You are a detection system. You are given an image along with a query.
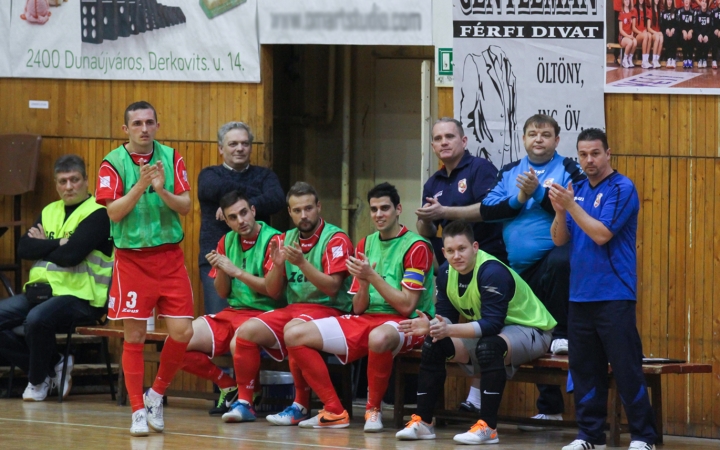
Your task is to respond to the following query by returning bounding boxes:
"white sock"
[466,386,481,408]
[642,54,649,62]
[653,54,659,62]
[293,402,308,414]
[146,388,163,400]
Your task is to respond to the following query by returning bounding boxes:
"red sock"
[234,337,260,403]
[181,351,236,389]
[366,350,393,410]
[122,342,145,413]
[288,345,343,414]
[289,353,311,408]
[152,337,189,395]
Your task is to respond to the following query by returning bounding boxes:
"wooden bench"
[393,351,711,446]
[76,325,355,416]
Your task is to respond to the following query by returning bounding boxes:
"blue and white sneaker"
[266,402,310,426]
[222,400,257,423]
[143,389,164,432]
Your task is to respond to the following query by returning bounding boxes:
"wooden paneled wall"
[438,88,720,438]
[0,47,273,395]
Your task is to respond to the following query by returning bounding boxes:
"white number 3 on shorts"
[126,291,138,309]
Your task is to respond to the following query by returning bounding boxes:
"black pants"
[520,244,570,415]
[0,293,104,385]
[681,32,695,60]
[569,301,657,446]
[662,31,678,60]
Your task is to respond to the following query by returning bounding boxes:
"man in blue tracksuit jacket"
[480,114,586,426]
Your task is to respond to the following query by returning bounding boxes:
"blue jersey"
[481,153,585,273]
[423,151,506,264]
[566,172,639,302]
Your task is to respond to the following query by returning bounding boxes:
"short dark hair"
[54,155,87,179]
[442,220,475,244]
[432,117,464,138]
[217,121,254,146]
[124,101,157,125]
[286,181,319,204]
[367,182,400,207]
[523,114,560,136]
[577,128,609,150]
[219,189,252,212]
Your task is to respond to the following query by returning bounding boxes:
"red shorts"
[254,303,343,361]
[200,308,263,357]
[108,245,194,321]
[334,313,425,364]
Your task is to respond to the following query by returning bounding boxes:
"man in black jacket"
[197,122,284,314]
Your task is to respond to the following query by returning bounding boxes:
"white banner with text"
[258,0,432,45]
[8,0,260,82]
[453,0,606,169]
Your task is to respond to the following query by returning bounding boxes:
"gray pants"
[460,325,553,378]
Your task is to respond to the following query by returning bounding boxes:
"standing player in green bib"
[285,182,435,432]
[226,182,355,425]
[177,190,284,419]
[396,220,556,445]
[96,101,194,437]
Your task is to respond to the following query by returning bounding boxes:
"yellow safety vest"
[25,197,114,308]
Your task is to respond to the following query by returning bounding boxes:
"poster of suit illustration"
[453,0,606,168]
[7,0,260,82]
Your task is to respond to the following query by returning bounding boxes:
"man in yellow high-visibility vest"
[0,154,113,402]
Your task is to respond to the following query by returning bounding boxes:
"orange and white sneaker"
[298,409,350,429]
[396,414,436,440]
[453,419,499,445]
[364,407,383,432]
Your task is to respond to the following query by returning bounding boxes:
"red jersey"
[634,6,648,31]
[270,219,354,278]
[619,10,636,36]
[647,6,660,31]
[95,145,190,205]
[208,226,281,278]
[348,226,432,293]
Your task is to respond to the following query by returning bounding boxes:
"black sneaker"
[209,386,238,416]
[459,401,480,413]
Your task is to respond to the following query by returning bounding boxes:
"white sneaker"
[130,409,150,437]
[667,59,674,68]
[453,420,499,445]
[628,441,655,450]
[652,60,661,69]
[143,390,164,432]
[396,415,436,440]
[641,61,652,69]
[551,339,569,355]
[713,61,718,69]
[22,377,52,402]
[518,413,563,431]
[51,354,74,399]
[364,407,383,433]
[562,439,606,450]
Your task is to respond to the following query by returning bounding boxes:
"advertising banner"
[453,0,606,168]
[8,0,260,82]
[258,0,432,46]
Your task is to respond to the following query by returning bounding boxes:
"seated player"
[179,190,283,416]
[284,182,435,432]
[395,220,556,445]
[223,182,355,424]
